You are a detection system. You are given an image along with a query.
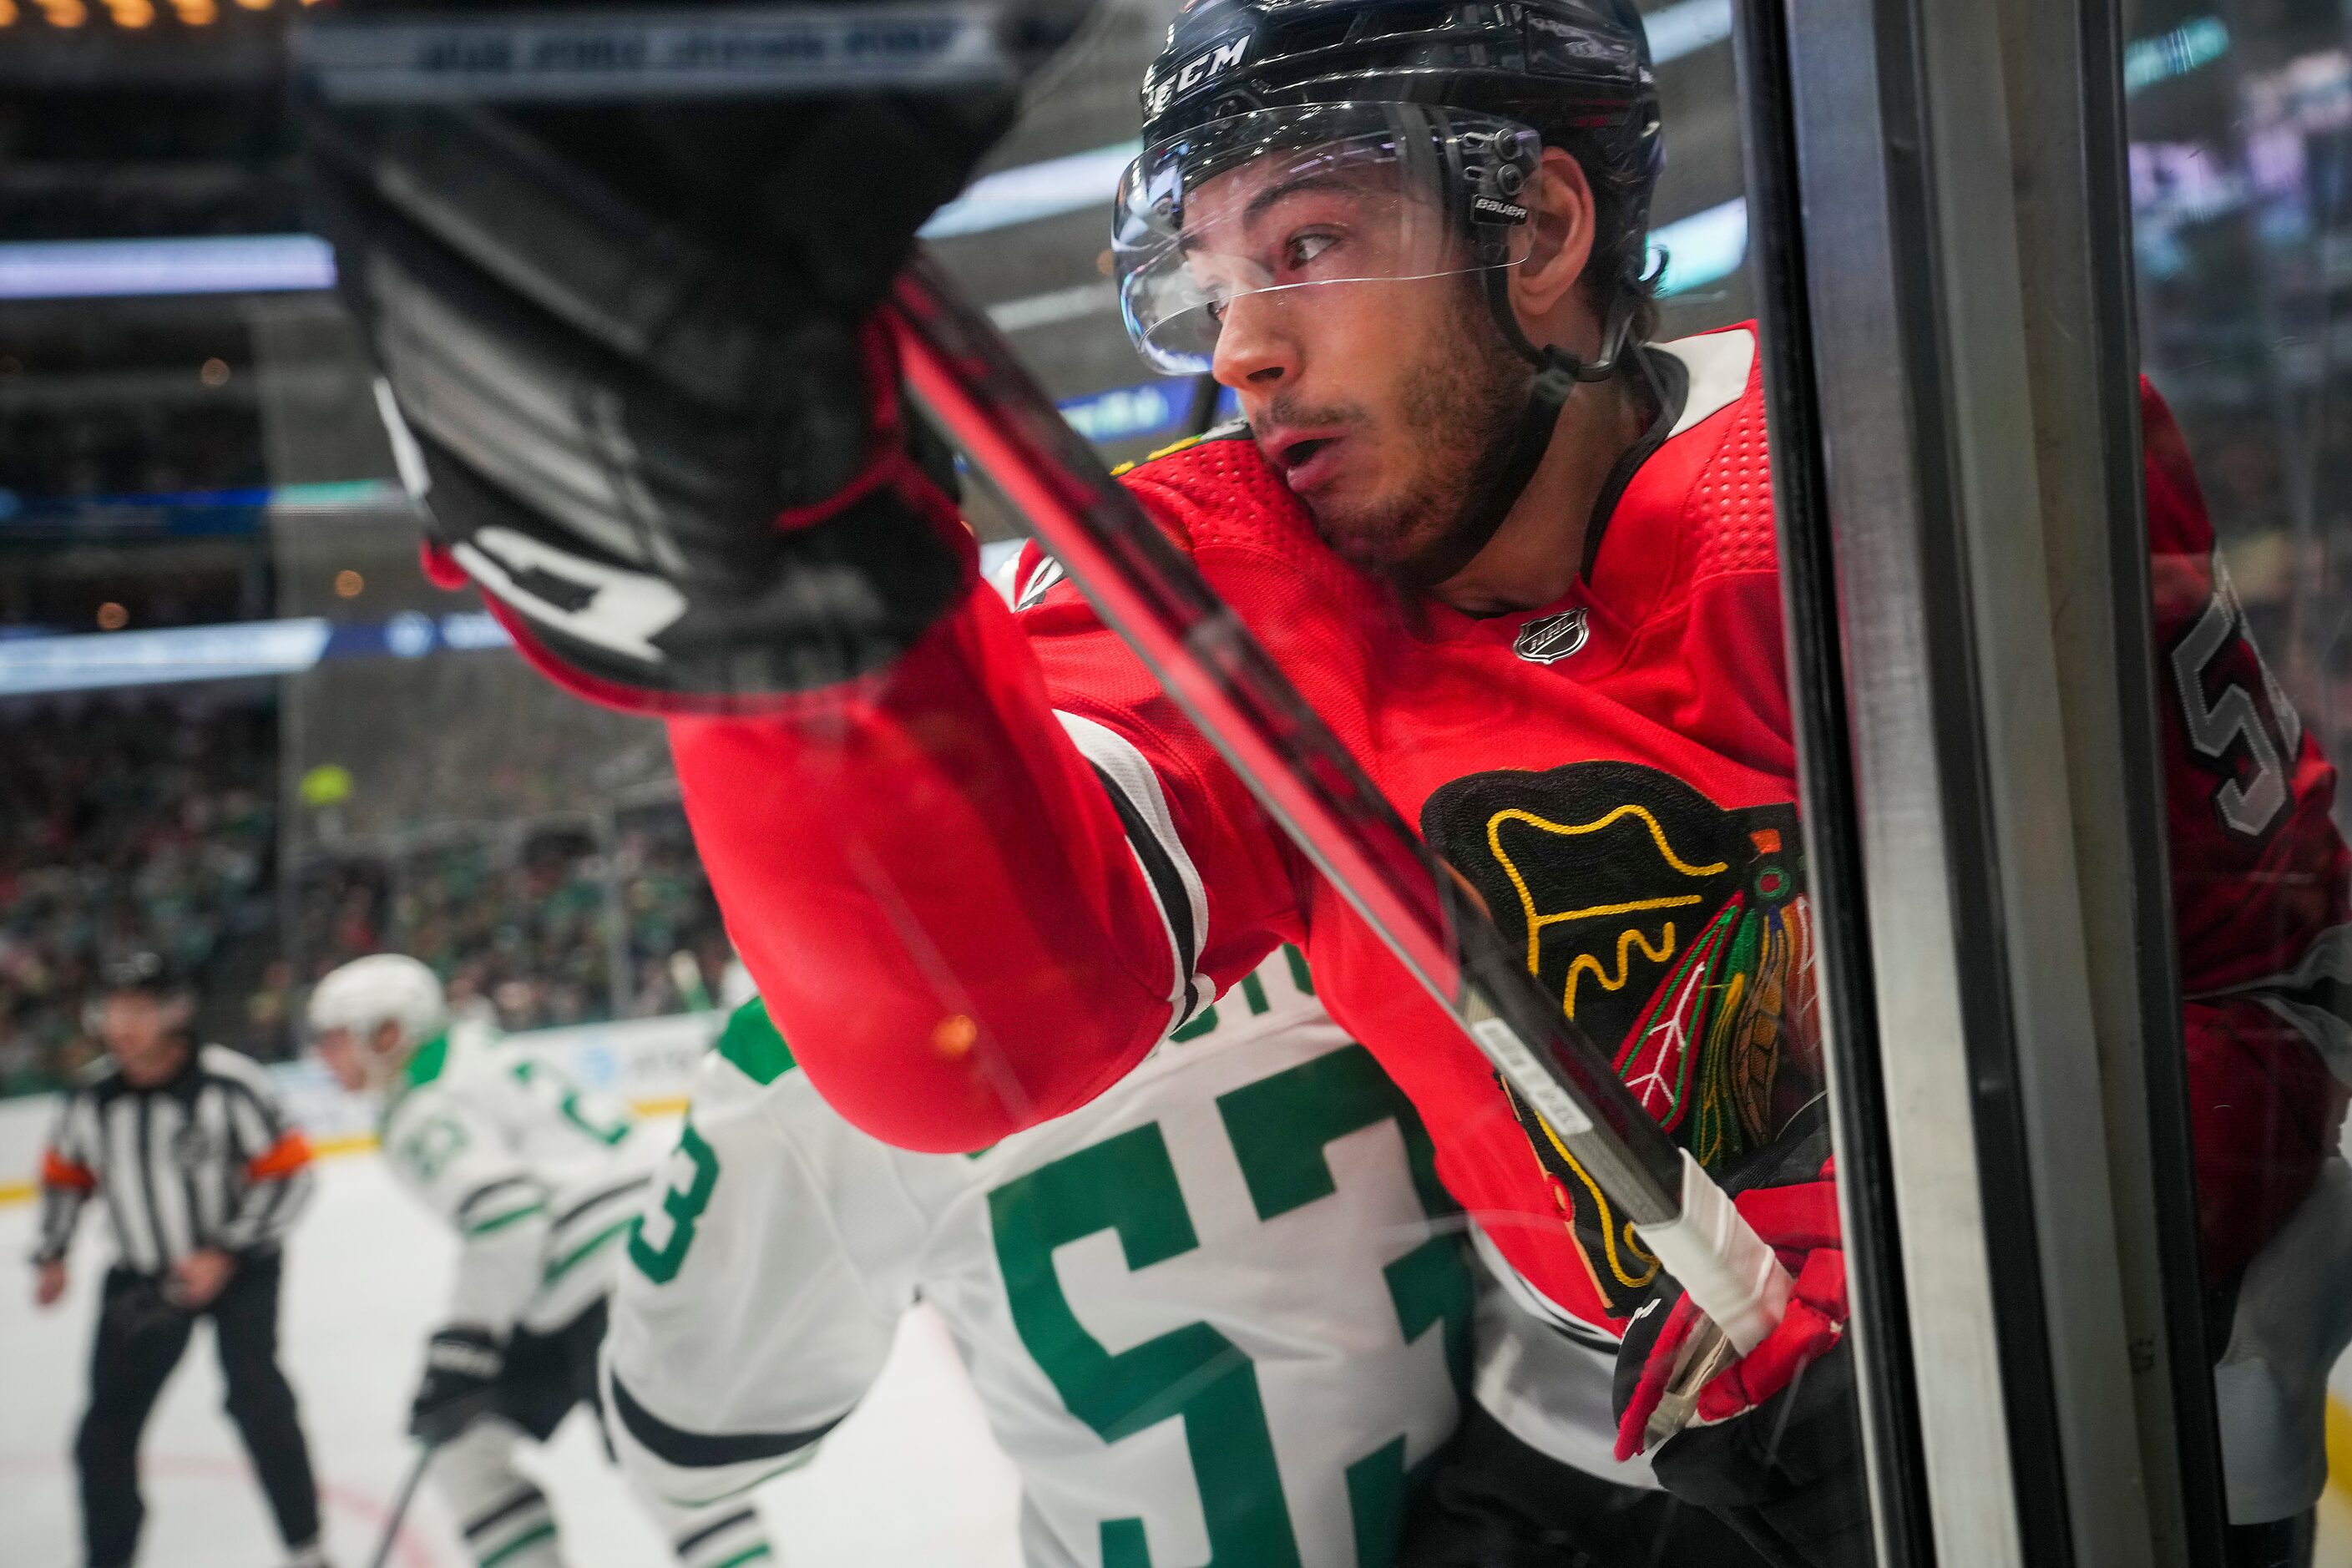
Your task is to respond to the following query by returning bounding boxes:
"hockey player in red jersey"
[302,1,2349,1560]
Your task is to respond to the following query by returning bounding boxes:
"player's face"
[313,1024,367,1093]
[1186,159,1527,573]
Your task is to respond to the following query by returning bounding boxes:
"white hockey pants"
[431,1417,776,1568]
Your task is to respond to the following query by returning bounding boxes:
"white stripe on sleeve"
[1054,710,1212,1027]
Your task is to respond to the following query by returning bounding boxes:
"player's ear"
[372,1019,406,1057]
[1507,147,1598,325]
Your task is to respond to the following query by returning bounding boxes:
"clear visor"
[1115,103,1542,376]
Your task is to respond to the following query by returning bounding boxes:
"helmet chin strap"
[1392,253,1636,592]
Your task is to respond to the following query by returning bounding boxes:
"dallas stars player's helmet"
[1116,0,1660,579]
[306,953,448,1088]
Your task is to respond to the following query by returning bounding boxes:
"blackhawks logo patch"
[1422,760,1815,1315]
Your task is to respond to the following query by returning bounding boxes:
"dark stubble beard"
[1269,282,1530,576]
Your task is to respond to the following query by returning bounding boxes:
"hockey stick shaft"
[367,1444,432,1568]
[888,250,1789,1361]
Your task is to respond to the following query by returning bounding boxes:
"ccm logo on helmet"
[1150,34,1249,114]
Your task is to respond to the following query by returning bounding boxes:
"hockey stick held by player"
[1610,1110,1863,1565]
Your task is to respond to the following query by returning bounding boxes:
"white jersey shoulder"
[1650,325,1756,443]
[382,1025,656,1334]
[196,1043,279,1096]
[605,949,1470,1568]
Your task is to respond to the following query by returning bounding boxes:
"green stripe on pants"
[478,1521,559,1568]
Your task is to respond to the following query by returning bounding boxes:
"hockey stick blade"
[888,250,1791,1374]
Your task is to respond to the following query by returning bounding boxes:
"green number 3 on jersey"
[630,1123,719,1285]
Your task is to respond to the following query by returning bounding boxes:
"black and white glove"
[409,1326,505,1444]
[293,2,1084,710]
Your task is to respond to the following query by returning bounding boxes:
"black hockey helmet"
[84,950,191,1037]
[1118,0,1663,583]
[100,950,171,998]
[1136,0,1661,278]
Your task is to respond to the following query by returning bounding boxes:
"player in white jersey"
[306,955,776,1568]
[603,947,1477,1568]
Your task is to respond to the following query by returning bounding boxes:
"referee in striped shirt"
[32,953,331,1568]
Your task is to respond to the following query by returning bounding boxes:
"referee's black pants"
[77,1254,321,1568]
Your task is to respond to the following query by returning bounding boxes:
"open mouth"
[1280,436,1337,470]
[1272,433,1353,496]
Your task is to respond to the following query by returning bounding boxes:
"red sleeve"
[669,524,1297,1155]
[2143,380,2352,1281]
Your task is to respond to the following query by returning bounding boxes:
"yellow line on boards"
[2329,1393,2352,1498]
[0,1095,694,1207]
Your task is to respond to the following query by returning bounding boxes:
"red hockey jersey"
[669,323,2349,1328]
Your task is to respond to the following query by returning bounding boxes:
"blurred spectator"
[0,693,276,1095]
[0,688,733,1097]
[386,825,617,1033]
[615,807,729,1019]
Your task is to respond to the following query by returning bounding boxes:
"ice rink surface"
[0,1147,1025,1568]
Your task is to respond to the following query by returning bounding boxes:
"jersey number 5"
[2172,555,2304,841]
[988,1045,1469,1568]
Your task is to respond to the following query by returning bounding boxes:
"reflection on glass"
[2132,6,2352,1560]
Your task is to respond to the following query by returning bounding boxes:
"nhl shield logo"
[1513,608,1589,665]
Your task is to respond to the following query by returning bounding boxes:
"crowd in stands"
[617,809,731,1019]
[0,695,278,1095]
[391,827,617,1034]
[287,655,675,844]
[275,816,730,1054]
[0,690,731,1098]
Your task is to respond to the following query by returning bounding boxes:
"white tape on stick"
[1634,1149,1792,1356]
